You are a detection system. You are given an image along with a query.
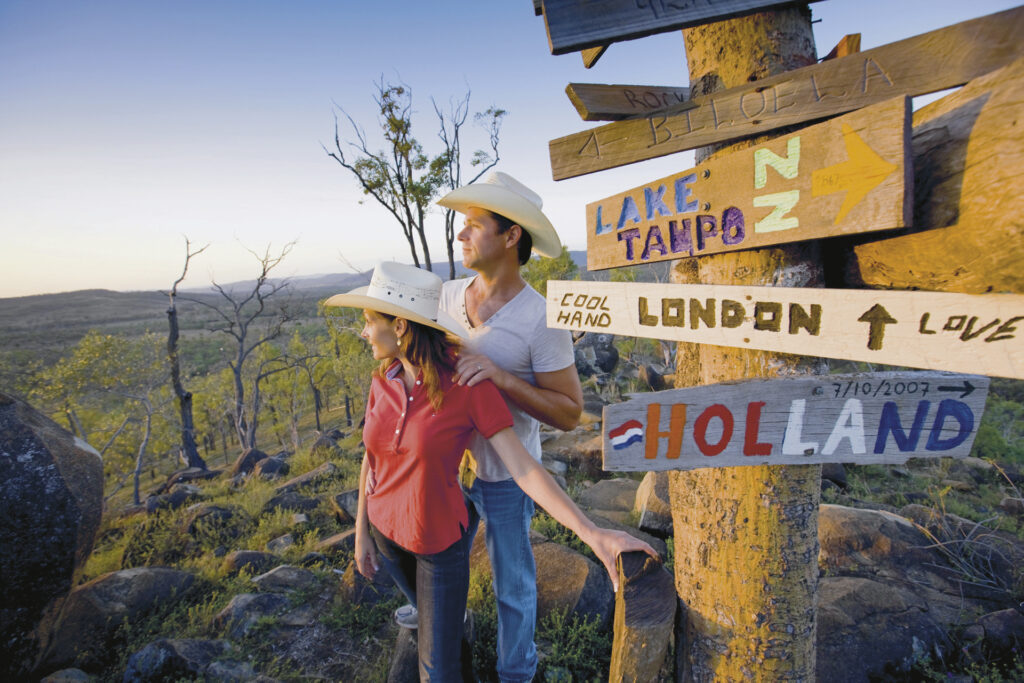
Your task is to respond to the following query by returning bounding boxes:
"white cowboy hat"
[323,261,466,339]
[437,171,562,258]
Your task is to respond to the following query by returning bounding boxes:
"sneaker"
[394,603,418,629]
[393,604,470,630]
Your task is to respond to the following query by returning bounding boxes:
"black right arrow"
[858,304,898,351]
[939,380,976,398]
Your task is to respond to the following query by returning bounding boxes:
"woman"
[326,262,655,682]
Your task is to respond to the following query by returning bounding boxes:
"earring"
[396,338,402,347]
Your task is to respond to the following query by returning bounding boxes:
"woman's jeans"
[371,514,474,682]
[464,477,538,683]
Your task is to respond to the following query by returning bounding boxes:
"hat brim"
[323,287,467,340]
[438,185,562,258]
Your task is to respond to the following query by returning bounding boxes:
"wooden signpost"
[585,97,909,270]
[540,0,820,55]
[548,6,1024,179]
[601,372,990,472]
[546,280,1024,379]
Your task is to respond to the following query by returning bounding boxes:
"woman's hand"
[354,527,379,580]
[585,528,659,592]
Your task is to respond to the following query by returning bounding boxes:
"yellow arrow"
[811,123,897,224]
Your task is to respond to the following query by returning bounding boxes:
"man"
[437,171,583,682]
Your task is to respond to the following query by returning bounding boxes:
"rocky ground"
[6,389,1024,682]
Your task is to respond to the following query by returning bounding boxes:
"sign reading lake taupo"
[602,372,989,472]
[548,7,1024,179]
[585,97,909,271]
[546,281,1024,380]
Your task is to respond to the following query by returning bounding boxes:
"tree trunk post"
[670,6,824,681]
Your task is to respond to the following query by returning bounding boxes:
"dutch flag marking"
[608,420,643,450]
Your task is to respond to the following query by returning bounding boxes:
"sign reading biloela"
[602,372,989,472]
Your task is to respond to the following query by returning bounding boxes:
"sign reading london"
[602,372,989,472]
[546,281,1024,380]
[585,97,909,271]
[548,7,1024,179]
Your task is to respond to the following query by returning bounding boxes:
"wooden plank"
[601,371,990,472]
[609,552,675,681]
[822,33,861,62]
[540,0,818,55]
[534,0,543,16]
[545,280,1024,379]
[567,82,691,121]
[581,45,609,68]
[585,97,910,270]
[846,55,1024,294]
[548,7,1024,179]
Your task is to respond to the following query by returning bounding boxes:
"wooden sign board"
[540,0,819,55]
[545,281,1024,379]
[549,7,1024,179]
[585,97,910,271]
[601,372,990,472]
[567,83,691,121]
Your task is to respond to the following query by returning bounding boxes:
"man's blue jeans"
[465,477,538,683]
[370,517,473,682]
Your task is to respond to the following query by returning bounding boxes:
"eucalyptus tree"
[326,78,505,277]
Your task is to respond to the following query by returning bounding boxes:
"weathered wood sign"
[548,6,1024,179]
[601,372,990,472]
[585,97,909,270]
[849,56,1024,295]
[567,83,691,121]
[581,45,608,69]
[546,280,1024,379]
[540,0,819,55]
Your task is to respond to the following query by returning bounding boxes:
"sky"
[0,0,1019,297]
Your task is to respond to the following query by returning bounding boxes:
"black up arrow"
[939,380,976,398]
[858,304,898,351]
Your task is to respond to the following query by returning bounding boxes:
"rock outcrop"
[0,392,104,680]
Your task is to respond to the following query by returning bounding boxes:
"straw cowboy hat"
[437,171,562,258]
[324,261,466,339]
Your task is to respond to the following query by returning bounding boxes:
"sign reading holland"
[601,372,990,472]
[585,97,910,271]
[545,280,1024,380]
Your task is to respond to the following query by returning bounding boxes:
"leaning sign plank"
[601,372,989,472]
[548,6,1024,179]
[540,0,820,55]
[586,96,909,271]
[545,281,1024,379]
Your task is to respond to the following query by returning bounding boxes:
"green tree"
[326,78,505,277]
[32,331,173,503]
[320,303,376,428]
[522,245,579,297]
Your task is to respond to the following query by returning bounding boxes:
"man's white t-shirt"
[440,276,575,482]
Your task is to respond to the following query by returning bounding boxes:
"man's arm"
[455,355,583,431]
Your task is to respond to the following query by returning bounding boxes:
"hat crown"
[365,262,442,322]
[482,171,543,211]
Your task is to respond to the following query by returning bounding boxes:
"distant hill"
[0,250,667,360]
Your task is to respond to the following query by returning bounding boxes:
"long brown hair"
[373,312,460,411]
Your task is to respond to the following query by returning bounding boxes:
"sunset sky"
[1,0,1017,297]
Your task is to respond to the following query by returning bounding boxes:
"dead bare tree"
[167,237,209,470]
[434,93,505,279]
[183,242,297,451]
